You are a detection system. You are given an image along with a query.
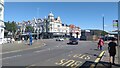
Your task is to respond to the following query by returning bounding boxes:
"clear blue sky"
[4,2,118,32]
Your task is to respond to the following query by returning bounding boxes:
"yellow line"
[90,64,95,68]
[94,58,100,63]
[90,51,105,68]
[98,51,105,58]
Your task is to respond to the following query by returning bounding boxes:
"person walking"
[108,38,118,65]
[29,32,32,46]
[98,38,104,50]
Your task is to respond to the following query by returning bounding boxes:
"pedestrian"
[12,37,15,43]
[98,38,104,50]
[108,38,118,65]
[22,37,24,42]
[29,32,32,46]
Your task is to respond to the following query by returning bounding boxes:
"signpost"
[118,1,120,64]
[113,19,120,64]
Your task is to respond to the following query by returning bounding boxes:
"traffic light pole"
[118,1,120,64]
[118,23,120,64]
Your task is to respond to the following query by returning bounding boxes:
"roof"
[48,12,54,17]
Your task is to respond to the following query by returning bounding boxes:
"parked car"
[56,38,64,41]
[68,38,78,45]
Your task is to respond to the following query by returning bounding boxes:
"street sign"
[113,20,118,28]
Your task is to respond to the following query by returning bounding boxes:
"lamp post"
[37,27,39,40]
[118,1,120,64]
[118,20,120,64]
[102,14,105,37]
[46,19,50,39]
[37,8,39,18]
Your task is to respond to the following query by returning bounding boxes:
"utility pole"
[37,8,39,18]
[118,1,120,64]
[37,8,39,40]
[118,19,120,64]
[102,14,105,40]
[103,14,104,34]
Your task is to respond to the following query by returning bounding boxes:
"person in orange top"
[98,38,104,50]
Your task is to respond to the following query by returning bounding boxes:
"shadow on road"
[79,61,95,68]
[79,61,120,68]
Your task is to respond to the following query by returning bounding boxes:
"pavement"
[2,39,46,54]
[92,41,120,68]
[96,50,120,68]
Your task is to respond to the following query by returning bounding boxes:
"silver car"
[56,38,64,41]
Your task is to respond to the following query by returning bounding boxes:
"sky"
[4,2,118,32]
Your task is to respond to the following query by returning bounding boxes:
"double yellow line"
[90,51,105,68]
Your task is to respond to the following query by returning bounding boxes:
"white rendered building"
[0,0,4,44]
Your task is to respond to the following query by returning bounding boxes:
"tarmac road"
[2,39,105,68]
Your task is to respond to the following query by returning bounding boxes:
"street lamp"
[118,20,120,64]
[37,27,39,40]
[118,1,120,64]
[37,8,39,18]
[102,14,105,36]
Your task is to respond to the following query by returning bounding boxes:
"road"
[2,39,106,68]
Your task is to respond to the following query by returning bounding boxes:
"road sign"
[113,20,118,28]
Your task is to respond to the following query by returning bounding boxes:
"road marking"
[68,54,72,56]
[79,55,86,59]
[1,45,45,55]
[90,51,105,68]
[72,54,91,60]
[34,48,53,53]
[55,59,82,67]
[98,51,105,58]
[1,55,22,60]
[94,58,100,63]
[56,46,59,47]
[71,61,82,68]
[84,55,91,60]
[65,60,75,66]
[34,49,48,53]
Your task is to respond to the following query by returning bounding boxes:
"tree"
[25,26,34,32]
[4,21,17,32]
[4,21,17,37]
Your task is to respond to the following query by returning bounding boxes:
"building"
[0,0,4,44]
[17,18,44,40]
[17,12,81,39]
[44,12,79,38]
[47,12,64,38]
[69,24,81,39]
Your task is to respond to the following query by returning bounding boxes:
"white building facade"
[17,12,81,39]
[0,0,4,44]
[47,12,67,37]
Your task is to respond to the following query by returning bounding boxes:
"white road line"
[1,45,45,55]
[34,48,51,53]
[1,55,22,60]
[34,49,47,53]
[56,46,59,47]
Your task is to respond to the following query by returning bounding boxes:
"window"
[62,24,64,26]
[58,25,60,27]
